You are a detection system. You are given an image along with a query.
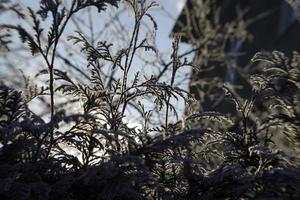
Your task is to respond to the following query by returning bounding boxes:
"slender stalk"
[164,38,180,139]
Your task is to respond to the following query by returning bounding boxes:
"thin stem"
[164,38,180,138]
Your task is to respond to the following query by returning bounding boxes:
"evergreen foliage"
[1,0,300,199]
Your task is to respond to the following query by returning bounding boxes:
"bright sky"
[1,0,189,76]
[14,0,188,53]
[0,0,191,159]
[0,0,191,124]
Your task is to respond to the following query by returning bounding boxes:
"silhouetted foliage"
[1,0,300,199]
